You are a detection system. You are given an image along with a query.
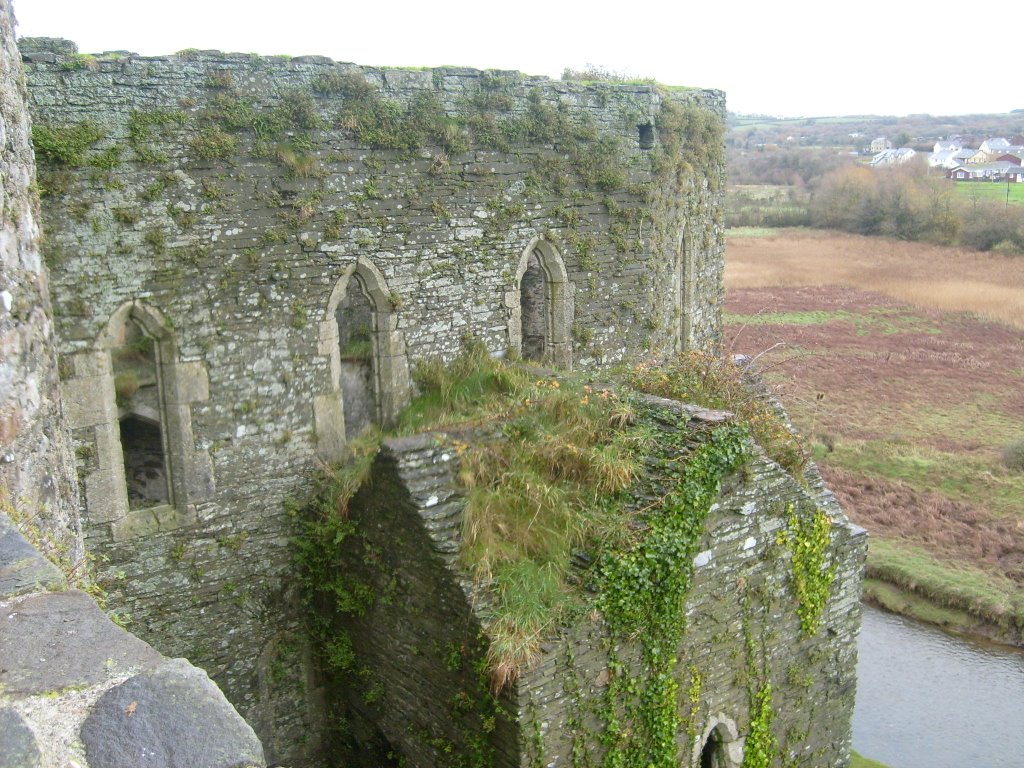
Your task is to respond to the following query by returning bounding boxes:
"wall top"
[17,36,725,110]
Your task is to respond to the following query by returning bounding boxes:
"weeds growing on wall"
[399,341,647,689]
[626,351,806,476]
[598,418,749,768]
[290,430,381,672]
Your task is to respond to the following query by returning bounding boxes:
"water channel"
[853,604,1024,768]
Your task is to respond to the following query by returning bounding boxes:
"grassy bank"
[725,229,1024,644]
[851,751,892,768]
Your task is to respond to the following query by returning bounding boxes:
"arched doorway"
[508,237,572,369]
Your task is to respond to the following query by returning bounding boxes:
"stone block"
[0,513,67,599]
[80,658,265,768]
[313,394,345,461]
[168,360,210,403]
[84,465,129,525]
[0,707,41,768]
[0,590,163,695]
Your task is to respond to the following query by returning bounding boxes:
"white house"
[871,147,917,166]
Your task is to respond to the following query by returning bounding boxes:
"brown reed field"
[726,228,1024,329]
[724,228,1024,642]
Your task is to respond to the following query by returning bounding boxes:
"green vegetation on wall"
[778,504,837,637]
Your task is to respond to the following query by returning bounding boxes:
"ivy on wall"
[778,504,837,637]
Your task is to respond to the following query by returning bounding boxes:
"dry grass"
[726,229,1024,329]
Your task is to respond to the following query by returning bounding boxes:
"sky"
[12,0,1022,118]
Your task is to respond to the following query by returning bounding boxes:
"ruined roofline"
[17,35,726,110]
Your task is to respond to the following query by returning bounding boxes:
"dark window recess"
[638,122,655,150]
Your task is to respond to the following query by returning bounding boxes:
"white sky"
[12,0,1022,118]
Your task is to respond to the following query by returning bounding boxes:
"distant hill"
[728,111,1024,152]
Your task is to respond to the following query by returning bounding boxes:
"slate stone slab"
[0,589,163,695]
[0,514,66,599]
[80,658,265,768]
[0,707,41,768]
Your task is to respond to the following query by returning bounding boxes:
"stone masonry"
[335,400,866,768]
[1,1,269,764]
[20,36,729,764]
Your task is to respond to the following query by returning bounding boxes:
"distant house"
[870,137,892,152]
[947,161,1021,180]
[871,147,916,166]
[1009,167,1024,182]
[929,147,977,169]
[979,137,1011,154]
[996,153,1023,166]
[933,139,963,153]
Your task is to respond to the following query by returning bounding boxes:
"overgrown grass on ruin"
[400,342,647,688]
[625,350,806,475]
[296,343,787,690]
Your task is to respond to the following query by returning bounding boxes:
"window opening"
[519,249,549,362]
[112,317,169,509]
[700,728,727,768]
[638,122,655,150]
[336,272,378,439]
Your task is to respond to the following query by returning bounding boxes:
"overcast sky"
[13,0,1021,118]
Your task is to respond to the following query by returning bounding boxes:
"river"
[853,604,1024,768]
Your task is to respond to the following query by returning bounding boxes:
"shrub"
[1002,439,1024,472]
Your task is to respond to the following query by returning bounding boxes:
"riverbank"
[852,751,891,768]
[724,228,1024,648]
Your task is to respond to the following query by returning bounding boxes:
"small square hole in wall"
[638,123,655,150]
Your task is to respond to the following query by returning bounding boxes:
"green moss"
[31,122,104,167]
[188,127,237,160]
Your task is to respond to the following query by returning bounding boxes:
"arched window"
[507,237,573,369]
[700,727,725,768]
[60,300,213,540]
[315,258,410,459]
[336,271,378,440]
[112,315,168,509]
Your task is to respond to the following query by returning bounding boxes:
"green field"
[953,180,1024,206]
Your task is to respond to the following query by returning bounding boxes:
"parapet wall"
[19,37,728,762]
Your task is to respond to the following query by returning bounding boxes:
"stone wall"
[1,3,267,764]
[333,399,866,768]
[19,37,728,762]
[0,1,80,576]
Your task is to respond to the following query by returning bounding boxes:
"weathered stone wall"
[2,5,266,764]
[333,402,866,768]
[518,441,865,768]
[0,2,80,573]
[19,37,727,762]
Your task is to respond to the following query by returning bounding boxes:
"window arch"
[692,715,742,768]
[507,237,573,369]
[314,257,410,459]
[62,300,213,540]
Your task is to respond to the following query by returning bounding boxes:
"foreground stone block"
[0,589,163,695]
[80,658,266,768]
[0,514,66,599]
[0,707,41,768]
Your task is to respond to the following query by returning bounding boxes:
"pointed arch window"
[314,258,411,459]
[508,238,573,369]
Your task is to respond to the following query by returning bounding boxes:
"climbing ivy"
[597,420,749,768]
[740,682,777,768]
[778,504,836,637]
